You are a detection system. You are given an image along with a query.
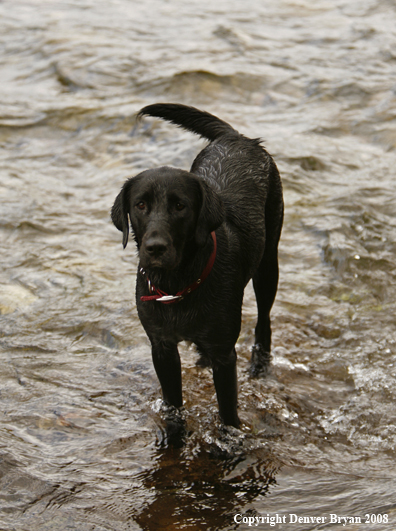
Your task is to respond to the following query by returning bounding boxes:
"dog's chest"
[137,298,203,343]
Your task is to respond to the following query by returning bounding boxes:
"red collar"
[140,232,217,305]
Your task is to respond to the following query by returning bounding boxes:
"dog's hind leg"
[251,246,279,376]
[151,341,183,408]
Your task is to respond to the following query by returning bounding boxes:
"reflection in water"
[135,441,278,530]
[1,0,396,528]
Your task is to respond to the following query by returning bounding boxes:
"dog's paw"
[164,417,187,448]
[249,344,272,377]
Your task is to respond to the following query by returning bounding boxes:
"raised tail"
[137,103,238,141]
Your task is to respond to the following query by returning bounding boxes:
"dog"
[111,104,283,428]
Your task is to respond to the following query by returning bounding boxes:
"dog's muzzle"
[140,233,178,269]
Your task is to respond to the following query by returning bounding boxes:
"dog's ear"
[111,180,133,249]
[195,179,225,247]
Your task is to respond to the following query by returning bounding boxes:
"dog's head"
[111,167,224,270]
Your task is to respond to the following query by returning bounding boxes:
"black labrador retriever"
[111,104,283,428]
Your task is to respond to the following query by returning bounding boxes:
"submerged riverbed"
[1,0,396,529]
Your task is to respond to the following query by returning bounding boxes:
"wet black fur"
[111,103,283,428]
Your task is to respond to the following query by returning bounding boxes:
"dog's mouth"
[139,248,180,271]
[141,257,176,270]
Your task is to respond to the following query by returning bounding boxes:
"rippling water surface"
[1,0,396,529]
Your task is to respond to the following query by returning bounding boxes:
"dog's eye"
[176,202,185,211]
[136,201,146,210]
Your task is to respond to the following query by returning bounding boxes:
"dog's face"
[111,167,224,270]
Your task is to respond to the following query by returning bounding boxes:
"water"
[1,0,396,529]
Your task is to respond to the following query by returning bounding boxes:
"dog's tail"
[137,103,238,141]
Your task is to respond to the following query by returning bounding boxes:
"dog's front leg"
[212,348,240,428]
[151,341,183,408]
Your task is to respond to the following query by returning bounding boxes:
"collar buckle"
[155,295,183,302]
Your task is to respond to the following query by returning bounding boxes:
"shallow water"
[1,0,396,529]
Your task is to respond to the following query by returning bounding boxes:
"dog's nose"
[145,237,168,257]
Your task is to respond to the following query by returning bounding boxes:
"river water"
[1,0,396,529]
